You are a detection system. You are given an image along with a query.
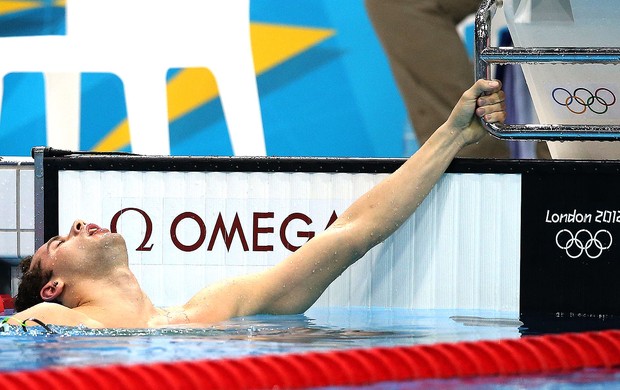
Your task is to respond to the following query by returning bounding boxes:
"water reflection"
[0,308,521,371]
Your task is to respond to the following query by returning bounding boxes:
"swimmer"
[10,79,506,328]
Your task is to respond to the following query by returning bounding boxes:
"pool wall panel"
[56,169,521,311]
[0,158,34,264]
[38,154,620,322]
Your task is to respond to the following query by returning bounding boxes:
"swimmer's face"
[31,220,128,278]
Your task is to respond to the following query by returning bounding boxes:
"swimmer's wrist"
[432,123,469,155]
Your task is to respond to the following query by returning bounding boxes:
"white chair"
[0,0,265,155]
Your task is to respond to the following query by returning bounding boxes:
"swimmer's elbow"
[326,221,375,258]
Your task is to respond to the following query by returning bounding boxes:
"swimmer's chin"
[98,231,121,239]
[112,232,126,241]
[103,232,128,246]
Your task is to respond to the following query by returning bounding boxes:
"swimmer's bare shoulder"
[10,302,104,328]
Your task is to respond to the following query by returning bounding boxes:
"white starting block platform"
[476,0,620,159]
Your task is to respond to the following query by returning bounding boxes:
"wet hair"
[13,255,55,312]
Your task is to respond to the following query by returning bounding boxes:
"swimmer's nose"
[70,219,86,236]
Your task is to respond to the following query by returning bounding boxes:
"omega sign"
[109,207,339,253]
[545,209,617,259]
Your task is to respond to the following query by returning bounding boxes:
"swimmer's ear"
[40,280,63,302]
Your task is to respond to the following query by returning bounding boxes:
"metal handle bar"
[474,0,620,141]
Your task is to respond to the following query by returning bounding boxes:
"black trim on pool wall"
[41,152,620,175]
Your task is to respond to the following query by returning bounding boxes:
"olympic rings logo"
[552,87,616,115]
[555,229,613,259]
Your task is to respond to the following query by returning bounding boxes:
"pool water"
[0,307,618,388]
[0,308,520,370]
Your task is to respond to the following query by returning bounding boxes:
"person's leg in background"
[365,0,512,158]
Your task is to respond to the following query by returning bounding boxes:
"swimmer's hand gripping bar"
[475,0,620,141]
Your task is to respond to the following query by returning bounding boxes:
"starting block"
[474,0,620,154]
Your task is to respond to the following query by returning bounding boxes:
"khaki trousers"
[366,0,514,158]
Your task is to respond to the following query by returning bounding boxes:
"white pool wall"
[57,170,522,312]
[0,158,34,264]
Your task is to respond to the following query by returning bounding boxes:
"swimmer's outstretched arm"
[183,80,506,323]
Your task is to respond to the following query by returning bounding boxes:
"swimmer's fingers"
[465,79,503,101]
[476,90,506,124]
[476,89,505,109]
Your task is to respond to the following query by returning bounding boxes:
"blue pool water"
[0,307,618,388]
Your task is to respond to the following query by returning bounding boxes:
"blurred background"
[0,0,412,158]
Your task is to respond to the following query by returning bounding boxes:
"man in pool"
[10,79,506,328]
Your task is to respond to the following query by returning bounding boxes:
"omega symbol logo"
[552,87,616,115]
[555,229,613,259]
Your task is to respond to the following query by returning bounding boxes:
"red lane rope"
[1,329,619,389]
